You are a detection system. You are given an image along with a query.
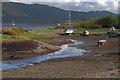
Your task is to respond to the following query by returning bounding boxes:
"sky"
[2,0,120,13]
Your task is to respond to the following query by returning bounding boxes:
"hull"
[64,29,73,35]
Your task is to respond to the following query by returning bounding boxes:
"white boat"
[12,19,15,26]
[108,27,120,37]
[64,11,73,35]
[83,30,90,36]
[57,23,61,26]
[65,28,73,34]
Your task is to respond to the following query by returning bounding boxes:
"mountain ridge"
[2,2,116,23]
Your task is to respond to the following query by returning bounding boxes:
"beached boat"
[83,30,90,36]
[64,28,73,35]
[107,27,120,37]
[64,11,73,35]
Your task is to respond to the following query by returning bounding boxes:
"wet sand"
[2,37,71,60]
[2,33,119,78]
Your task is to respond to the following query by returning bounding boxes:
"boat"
[64,11,73,35]
[83,30,90,36]
[97,40,107,46]
[57,23,61,26]
[107,27,120,37]
[12,19,15,26]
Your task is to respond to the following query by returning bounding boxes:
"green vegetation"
[21,32,48,39]
[55,26,67,29]
[1,27,49,41]
[74,21,102,29]
[74,16,119,29]
[2,27,23,35]
[35,28,55,32]
[74,28,109,35]
[96,16,118,28]
[1,34,15,39]
[1,15,119,41]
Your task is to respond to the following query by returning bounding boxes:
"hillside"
[2,2,116,23]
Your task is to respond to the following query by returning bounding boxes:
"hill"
[2,2,116,23]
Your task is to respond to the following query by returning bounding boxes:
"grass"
[32,28,55,33]
[1,34,14,40]
[1,27,118,41]
[74,28,109,35]
[1,30,49,41]
[21,32,48,39]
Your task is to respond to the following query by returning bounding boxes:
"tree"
[97,16,118,28]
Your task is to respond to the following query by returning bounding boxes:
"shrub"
[88,24,102,29]
[55,26,67,29]
[74,22,102,29]
[96,16,118,28]
[2,27,23,35]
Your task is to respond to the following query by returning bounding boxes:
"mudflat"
[2,34,119,78]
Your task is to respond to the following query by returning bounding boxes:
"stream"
[0,39,86,70]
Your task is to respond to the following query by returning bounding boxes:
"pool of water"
[0,39,86,70]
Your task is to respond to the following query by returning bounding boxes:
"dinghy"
[107,27,120,37]
[83,30,90,36]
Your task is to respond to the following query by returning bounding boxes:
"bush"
[74,22,102,29]
[96,16,118,28]
[2,27,23,35]
[88,24,102,29]
[55,26,67,29]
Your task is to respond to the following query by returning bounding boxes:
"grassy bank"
[1,28,49,42]
[21,32,48,39]
[1,27,117,42]
[74,28,109,35]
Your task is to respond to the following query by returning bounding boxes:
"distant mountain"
[2,2,116,23]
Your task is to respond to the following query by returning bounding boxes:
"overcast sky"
[2,0,120,13]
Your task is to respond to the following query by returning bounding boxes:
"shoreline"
[2,34,119,78]
[2,36,71,60]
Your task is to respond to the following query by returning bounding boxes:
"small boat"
[64,28,73,35]
[97,40,107,46]
[83,30,90,36]
[107,27,120,37]
[12,19,15,26]
[108,31,120,37]
[64,11,73,35]
[57,23,61,26]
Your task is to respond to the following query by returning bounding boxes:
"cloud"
[42,2,118,13]
[114,1,118,7]
[1,0,10,2]
[8,0,120,2]
[6,0,120,13]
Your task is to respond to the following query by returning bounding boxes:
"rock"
[33,40,60,51]
[10,55,14,58]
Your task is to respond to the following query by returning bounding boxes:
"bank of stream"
[1,39,86,70]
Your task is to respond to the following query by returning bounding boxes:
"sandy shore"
[2,33,119,78]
